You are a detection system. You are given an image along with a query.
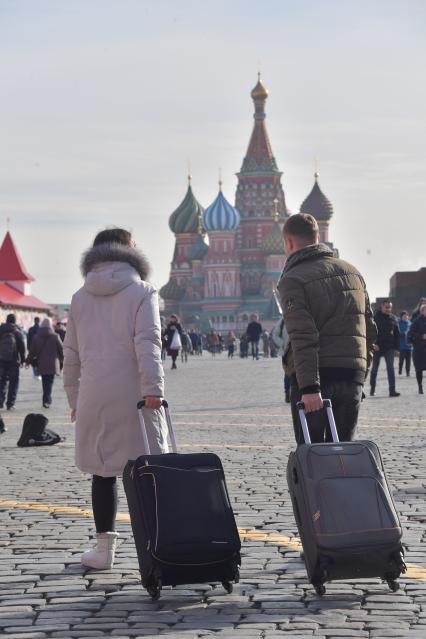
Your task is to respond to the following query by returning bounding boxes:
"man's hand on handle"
[144,396,163,409]
[301,392,323,413]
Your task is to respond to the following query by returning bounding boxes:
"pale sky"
[0,0,425,304]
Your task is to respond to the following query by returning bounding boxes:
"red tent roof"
[0,231,34,282]
[0,283,51,311]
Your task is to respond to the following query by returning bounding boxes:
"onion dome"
[300,173,334,222]
[189,234,208,260]
[251,73,269,100]
[202,183,240,231]
[159,278,185,301]
[169,175,204,234]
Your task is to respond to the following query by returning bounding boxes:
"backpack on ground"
[17,414,63,447]
[0,331,17,362]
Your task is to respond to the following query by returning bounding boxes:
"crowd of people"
[159,313,285,368]
[0,313,66,415]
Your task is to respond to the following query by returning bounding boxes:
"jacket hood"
[81,243,150,297]
[283,243,334,274]
[37,326,55,337]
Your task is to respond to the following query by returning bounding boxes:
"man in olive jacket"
[277,214,377,444]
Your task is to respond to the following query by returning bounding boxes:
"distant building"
[373,267,426,315]
[160,75,337,332]
[0,231,51,329]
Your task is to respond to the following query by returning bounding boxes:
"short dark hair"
[381,299,391,305]
[283,214,319,243]
[34,317,40,324]
[6,314,16,324]
[93,227,132,247]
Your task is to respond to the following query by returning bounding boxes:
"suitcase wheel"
[222,581,233,594]
[387,579,399,593]
[314,583,326,597]
[146,573,162,601]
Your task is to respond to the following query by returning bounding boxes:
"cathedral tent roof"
[169,176,204,235]
[0,231,34,282]
[262,220,284,255]
[300,173,334,222]
[203,185,240,231]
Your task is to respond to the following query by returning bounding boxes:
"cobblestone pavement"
[0,355,425,639]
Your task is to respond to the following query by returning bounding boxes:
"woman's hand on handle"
[144,396,163,409]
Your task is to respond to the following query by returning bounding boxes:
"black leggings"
[416,370,423,386]
[92,475,117,533]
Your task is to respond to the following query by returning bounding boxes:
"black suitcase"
[123,400,241,600]
[287,399,406,596]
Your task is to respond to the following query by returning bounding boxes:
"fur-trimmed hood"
[81,243,151,297]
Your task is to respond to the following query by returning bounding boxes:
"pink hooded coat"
[63,243,168,477]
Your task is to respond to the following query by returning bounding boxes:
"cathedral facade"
[160,75,336,332]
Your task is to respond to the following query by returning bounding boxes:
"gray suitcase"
[286,399,406,595]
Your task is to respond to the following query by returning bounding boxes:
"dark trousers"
[250,339,260,359]
[41,374,55,405]
[370,349,396,392]
[228,345,234,358]
[398,350,412,375]
[0,361,20,408]
[290,377,363,445]
[92,475,117,533]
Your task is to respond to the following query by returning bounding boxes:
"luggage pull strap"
[137,399,178,455]
[296,398,339,444]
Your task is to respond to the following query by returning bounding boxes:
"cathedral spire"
[239,74,279,174]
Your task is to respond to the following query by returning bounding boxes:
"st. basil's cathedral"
[160,75,336,332]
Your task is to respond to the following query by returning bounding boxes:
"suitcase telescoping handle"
[296,398,339,444]
[136,399,178,455]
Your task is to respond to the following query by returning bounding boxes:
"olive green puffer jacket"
[277,244,377,393]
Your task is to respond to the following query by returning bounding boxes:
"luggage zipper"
[151,551,238,568]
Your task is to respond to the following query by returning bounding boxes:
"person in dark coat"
[370,300,400,397]
[411,297,426,322]
[27,317,64,407]
[246,314,263,360]
[54,321,66,342]
[408,304,426,394]
[27,317,40,349]
[398,311,412,376]
[0,313,26,409]
[165,314,182,369]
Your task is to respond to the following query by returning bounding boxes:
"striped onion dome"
[262,220,284,255]
[202,185,240,232]
[159,278,185,301]
[169,176,204,234]
[189,234,208,261]
[300,173,333,222]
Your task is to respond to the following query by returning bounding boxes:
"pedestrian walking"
[27,318,64,408]
[408,304,426,394]
[278,214,377,444]
[26,317,41,378]
[207,330,220,356]
[398,311,412,376]
[225,331,236,358]
[165,314,183,369]
[370,300,400,397]
[246,314,263,360]
[0,313,26,410]
[239,333,249,358]
[412,297,426,322]
[262,331,270,358]
[271,317,291,403]
[54,321,66,342]
[180,330,192,363]
[63,227,168,570]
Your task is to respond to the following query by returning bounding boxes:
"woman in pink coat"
[63,228,168,570]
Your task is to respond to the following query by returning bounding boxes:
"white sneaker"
[81,532,119,570]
